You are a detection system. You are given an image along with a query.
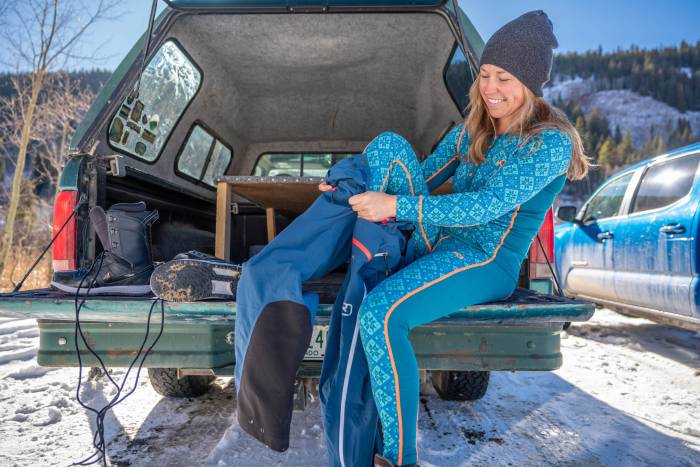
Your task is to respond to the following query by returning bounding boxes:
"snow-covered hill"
[544,77,700,148]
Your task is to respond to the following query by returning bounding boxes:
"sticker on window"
[108,40,201,161]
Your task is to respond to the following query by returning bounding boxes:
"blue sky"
[3,0,700,71]
[460,0,700,55]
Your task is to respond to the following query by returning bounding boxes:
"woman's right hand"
[318,181,334,192]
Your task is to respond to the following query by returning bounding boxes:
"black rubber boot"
[149,250,242,302]
[51,202,159,295]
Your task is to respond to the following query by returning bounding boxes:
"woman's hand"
[318,181,334,192]
[348,191,397,222]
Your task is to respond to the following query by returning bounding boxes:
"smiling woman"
[478,64,525,133]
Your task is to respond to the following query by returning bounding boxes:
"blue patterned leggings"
[360,132,518,465]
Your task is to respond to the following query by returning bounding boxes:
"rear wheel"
[431,370,490,401]
[147,368,215,398]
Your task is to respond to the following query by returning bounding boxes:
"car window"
[253,153,355,177]
[583,173,634,221]
[631,153,700,213]
[108,40,201,162]
[444,46,472,115]
[177,124,232,188]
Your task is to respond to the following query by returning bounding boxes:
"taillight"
[529,208,555,279]
[52,190,78,271]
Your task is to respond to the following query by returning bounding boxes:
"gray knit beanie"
[479,10,559,97]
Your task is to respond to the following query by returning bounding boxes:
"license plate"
[305,325,328,360]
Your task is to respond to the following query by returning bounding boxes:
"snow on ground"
[0,309,699,467]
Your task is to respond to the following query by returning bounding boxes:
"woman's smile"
[479,63,526,133]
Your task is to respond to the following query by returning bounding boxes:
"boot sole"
[50,281,152,296]
[150,259,241,302]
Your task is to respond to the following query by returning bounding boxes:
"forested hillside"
[546,41,700,198]
[0,69,112,99]
[553,40,700,112]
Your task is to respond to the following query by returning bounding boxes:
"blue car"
[555,142,700,330]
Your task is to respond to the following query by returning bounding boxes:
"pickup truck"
[0,0,594,406]
[555,142,700,331]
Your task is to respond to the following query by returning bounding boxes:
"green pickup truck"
[0,0,593,406]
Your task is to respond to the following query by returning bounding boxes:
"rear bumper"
[38,319,571,373]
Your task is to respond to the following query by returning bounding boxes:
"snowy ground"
[1,309,699,467]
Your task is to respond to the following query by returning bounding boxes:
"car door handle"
[597,231,614,241]
[660,223,686,234]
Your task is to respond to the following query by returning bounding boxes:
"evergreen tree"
[613,125,622,144]
[667,118,697,150]
[617,132,637,166]
[597,136,617,174]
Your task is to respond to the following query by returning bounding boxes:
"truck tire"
[431,370,490,401]
[147,368,215,398]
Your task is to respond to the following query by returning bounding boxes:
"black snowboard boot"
[51,202,159,295]
[149,250,242,302]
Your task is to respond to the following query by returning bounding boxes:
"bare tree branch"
[2,0,122,73]
[0,0,122,276]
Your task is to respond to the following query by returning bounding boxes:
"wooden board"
[215,176,324,259]
[218,175,324,215]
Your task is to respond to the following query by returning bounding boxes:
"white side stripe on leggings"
[338,284,367,467]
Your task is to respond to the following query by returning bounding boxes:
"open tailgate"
[0,288,594,372]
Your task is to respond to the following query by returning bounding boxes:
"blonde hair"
[462,76,590,180]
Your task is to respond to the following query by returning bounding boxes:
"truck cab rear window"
[176,124,232,187]
[108,40,201,162]
[253,153,355,177]
[445,45,472,115]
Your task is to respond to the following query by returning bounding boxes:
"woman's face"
[478,64,526,132]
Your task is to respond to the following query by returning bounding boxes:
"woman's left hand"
[348,191,397,222]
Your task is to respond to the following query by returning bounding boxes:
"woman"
[318,10,589,467]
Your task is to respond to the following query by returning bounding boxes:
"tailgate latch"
[102,154,126,177]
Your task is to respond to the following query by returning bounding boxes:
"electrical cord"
[536,234,564,297]
[4,187,164,465]
[69,251,165,466]
[535,234,574,331]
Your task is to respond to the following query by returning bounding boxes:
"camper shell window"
[176,123,233,188]
[107,40,202,162]
[253,153,355,177]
